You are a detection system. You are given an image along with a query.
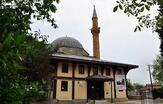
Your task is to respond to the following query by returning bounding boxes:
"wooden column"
[113,68,117,98]
[88,64,91,76]
[111,81,113,103]
[52,61,58,99]
[72,63,76,100]
[101,65,104,75]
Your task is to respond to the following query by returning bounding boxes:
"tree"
[133,83,144,91]
[152,55,163,85]
[126,80,144,91]
[20,33,51,82]
[126,79,134,91]
[0,0,59,104]
[113,0,163,56]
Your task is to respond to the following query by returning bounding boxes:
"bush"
[153,88,163,99]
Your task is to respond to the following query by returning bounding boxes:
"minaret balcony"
[91,27,100,34]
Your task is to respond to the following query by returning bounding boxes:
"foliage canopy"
[152,56,163,85]
[113,0,163,56]
[126,79,134,91]
[0,0,59,104]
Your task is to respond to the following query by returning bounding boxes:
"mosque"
[48,6,138,102]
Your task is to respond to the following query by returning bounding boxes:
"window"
[106,68,111,76]
[62,63,68,73]
[79,64,85,74]
[93,66,98,75]
[61,81,68,91]
[117,69,122,75]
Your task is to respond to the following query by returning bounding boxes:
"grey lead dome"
[51,36,83,49]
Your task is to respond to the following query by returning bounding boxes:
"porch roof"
[86,75,113,81]
[51,54,138,69]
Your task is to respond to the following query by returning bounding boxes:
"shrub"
[153,88,163,99]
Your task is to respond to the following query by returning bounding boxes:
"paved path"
[94,99,163,104]
[32,99,163,104]
[114,99,163,104]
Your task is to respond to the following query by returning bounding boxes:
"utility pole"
[148,65,153,99]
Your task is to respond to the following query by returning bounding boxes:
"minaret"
[91,5,100,59]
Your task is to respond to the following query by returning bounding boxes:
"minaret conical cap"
[93,5,97,17]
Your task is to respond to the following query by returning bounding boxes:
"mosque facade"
[48,6,138,102]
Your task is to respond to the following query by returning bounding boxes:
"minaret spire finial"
[93,5,97,17]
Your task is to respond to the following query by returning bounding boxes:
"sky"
[31,0,160,85]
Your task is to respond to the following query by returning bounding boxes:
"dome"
[51,36,83,50]
[50,36,89,56]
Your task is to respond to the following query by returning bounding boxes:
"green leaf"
[145,5,150,11]
[56,0,60,3]
[4,34,14,45]
[134,27,137,32]
[138,4,144,7]
[50,5,57,12]
[15,33,26,45]
[113,6,118,12]
[124,8,127,13]
[137,26,141,31]
[147,2,153,6]
[139,24,143,27]
[140,7,144,12]
[116,1,119,3]
[119,4,123,10]
[35,3,41,9]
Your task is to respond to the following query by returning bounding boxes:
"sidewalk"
[93,99,163,104]
[114,99,163,104]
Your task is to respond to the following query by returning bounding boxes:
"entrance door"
[87,81,104,100]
